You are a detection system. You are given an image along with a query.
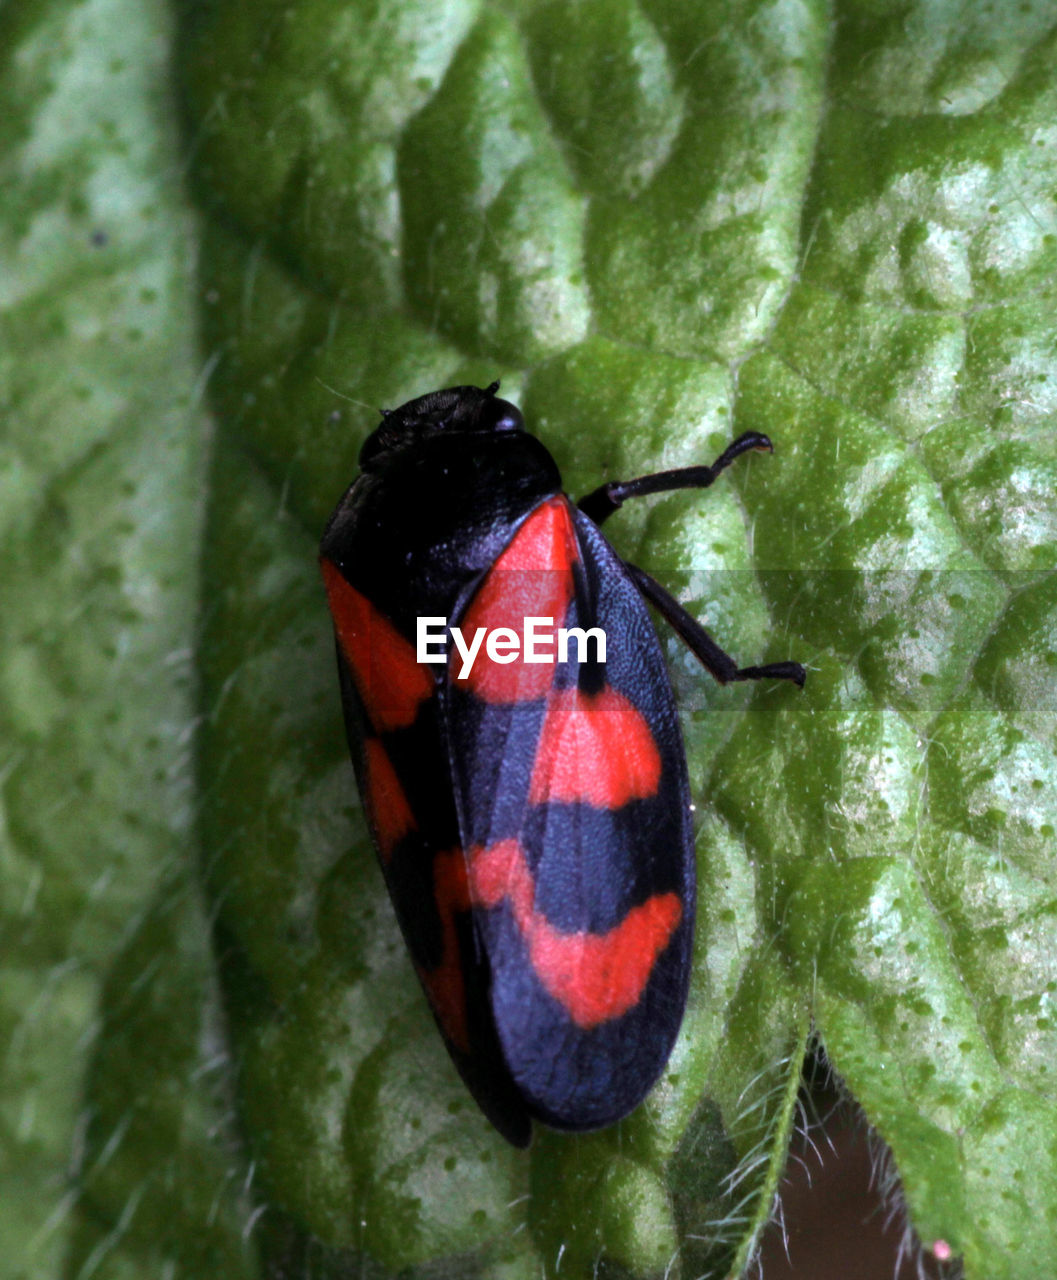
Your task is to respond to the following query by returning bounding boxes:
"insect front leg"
[576,432,773,526]
[577,431,804,687]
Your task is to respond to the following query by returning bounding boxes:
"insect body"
[320,383,804,1146]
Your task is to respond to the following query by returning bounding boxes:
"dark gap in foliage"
[755,1043,962,1280]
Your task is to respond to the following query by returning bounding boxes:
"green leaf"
[6,1,1056,1278]
[0,0,257,1276]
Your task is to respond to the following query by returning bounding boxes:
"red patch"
[321,558,433,732]
[363,738,415,859]
[529,687,662,807]
[470,839,681,1029]
[419,848,472,1054]
[457,498,578,703]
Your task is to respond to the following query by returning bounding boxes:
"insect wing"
[443,497,696,1130]
[320,556,533,1146]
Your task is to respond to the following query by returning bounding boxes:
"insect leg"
[626,563,806,688]
[577,432,773,526]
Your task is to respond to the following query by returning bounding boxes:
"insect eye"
[493,405,523,432]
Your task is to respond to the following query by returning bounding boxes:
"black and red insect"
[320,382,804,1146]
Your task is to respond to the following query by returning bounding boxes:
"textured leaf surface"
[0,0,256,1277]
[6,1,1056,1278]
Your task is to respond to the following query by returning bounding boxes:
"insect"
[320,382,804,1146]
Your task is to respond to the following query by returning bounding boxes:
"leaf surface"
[5,2,1055,1278]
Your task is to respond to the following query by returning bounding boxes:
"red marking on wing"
[529,687,662,807]
[321,558,433,731]
[419,848,472,1054]
[363,738,415,859]
[458,498,578,703]
[469,839,681,1029]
